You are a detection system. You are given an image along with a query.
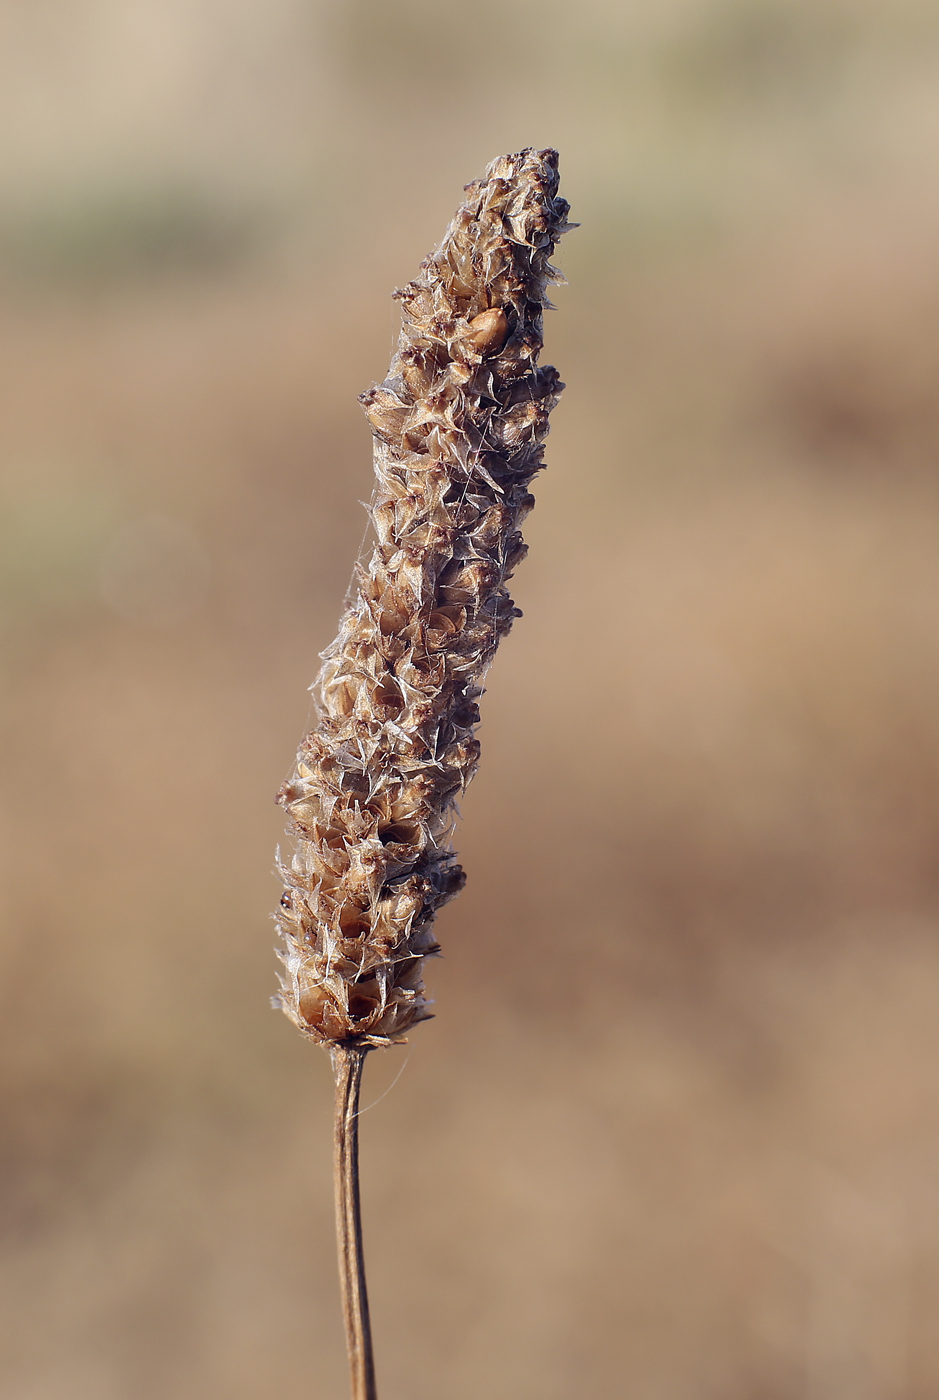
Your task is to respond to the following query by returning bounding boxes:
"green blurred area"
[4,2,939,1397]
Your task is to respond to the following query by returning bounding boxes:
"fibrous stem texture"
[275,148,571,1045]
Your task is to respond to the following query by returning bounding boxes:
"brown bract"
[275,148,572,1045]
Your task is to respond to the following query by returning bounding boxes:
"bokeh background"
[3,1,939,1396]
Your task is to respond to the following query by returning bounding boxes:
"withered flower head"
[275,148,572,1045]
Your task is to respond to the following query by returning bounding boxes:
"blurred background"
[3,0,939,1396]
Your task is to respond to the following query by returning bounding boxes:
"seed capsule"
[465,307,509,355]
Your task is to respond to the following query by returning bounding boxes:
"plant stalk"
[331,1043,377,1400]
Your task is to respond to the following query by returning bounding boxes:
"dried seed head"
[274,148,573,1047]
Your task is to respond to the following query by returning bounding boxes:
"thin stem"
[331,1043,377,1400]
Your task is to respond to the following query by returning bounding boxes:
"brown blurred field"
[4,2,939,1397]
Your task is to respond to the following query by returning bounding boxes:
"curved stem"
[331,1043,377,1400]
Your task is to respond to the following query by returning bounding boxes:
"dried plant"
[274,147,571,1400]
